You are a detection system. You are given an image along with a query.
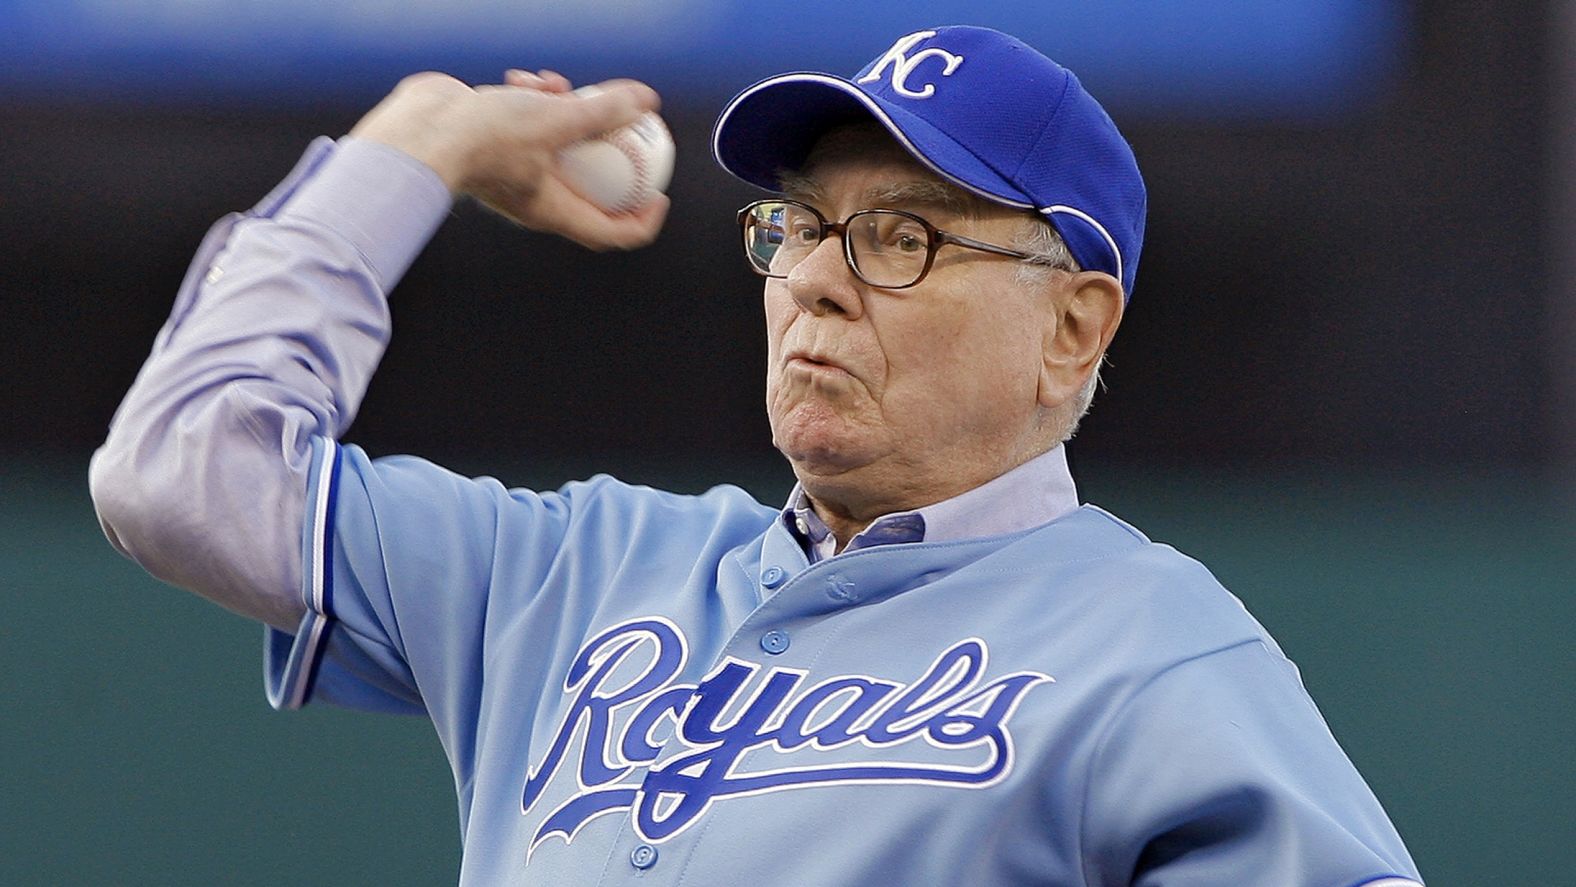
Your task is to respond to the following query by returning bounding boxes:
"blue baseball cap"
[712,26,1146,300]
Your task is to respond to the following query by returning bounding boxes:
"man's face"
[763,128,1061,515]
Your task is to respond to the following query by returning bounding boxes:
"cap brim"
[711,73,1033,211]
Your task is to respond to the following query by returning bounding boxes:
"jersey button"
[761,565,786,588]
[759,629,790,655]
[630,843,658,870]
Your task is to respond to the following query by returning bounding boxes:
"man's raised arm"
[88,72,666,630]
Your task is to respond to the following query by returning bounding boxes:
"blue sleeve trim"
[265,436,341,711]
[1349,878,1424,887]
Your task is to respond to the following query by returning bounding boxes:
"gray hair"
[1012,219,1104,445]
[1011,217,1081,283]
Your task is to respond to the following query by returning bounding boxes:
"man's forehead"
[782,175,972,216]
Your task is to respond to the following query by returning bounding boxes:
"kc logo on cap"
[856,30,964,100]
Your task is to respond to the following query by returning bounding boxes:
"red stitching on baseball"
[610,125,651,212]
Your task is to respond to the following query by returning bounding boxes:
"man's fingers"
[529,180,669,251]
[468,74,669,248]
[503,69,574,93]
[548,80,662,144]
[535,69,574,93]
[584,78,659,112]
[561,197,669,252]
[505,69,544,88]
[481,78,659,148]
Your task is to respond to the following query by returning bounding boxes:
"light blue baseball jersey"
[267,436,1424,886]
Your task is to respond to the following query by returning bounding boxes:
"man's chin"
[774,437,877,482]
[769,400,898,480]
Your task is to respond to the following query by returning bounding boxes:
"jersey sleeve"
[266,438,561,719]
[1079,640,1424,887]
[262,435,776,780]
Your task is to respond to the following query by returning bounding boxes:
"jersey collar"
[781,444,1080,563]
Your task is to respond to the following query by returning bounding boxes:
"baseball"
[557,86,675,213]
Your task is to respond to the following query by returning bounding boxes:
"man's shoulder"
[526,474,782,566]
[350,449,775,516]
[1013,503,1222,582]
[337,447,781,553]
[553,473,778,523]
[1003,504,1279,660]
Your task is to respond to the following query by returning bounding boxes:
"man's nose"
[783,236,864,319]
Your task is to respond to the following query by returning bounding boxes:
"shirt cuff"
[274,136,454,292]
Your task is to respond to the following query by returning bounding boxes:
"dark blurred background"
[3,2,1573,884]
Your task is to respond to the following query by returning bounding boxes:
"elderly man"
[91,26,1423,887]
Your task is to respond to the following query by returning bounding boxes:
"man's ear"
[1038,272,1125,409]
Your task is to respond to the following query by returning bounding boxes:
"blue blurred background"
[1,1,1403,113]
[2,1,1573,883]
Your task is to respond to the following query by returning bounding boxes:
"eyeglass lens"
[743,202,932,288]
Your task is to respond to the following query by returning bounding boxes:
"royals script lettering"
[520,618,1052,853]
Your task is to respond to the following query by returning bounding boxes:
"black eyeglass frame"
[737,198,1068,290]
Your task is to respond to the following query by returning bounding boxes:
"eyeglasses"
[737,199,1067,289]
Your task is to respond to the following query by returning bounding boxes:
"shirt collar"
[779,445,1080,562]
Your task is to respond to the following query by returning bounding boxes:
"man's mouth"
[787,351,849,375]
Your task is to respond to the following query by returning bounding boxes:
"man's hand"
[350,69,668,250]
